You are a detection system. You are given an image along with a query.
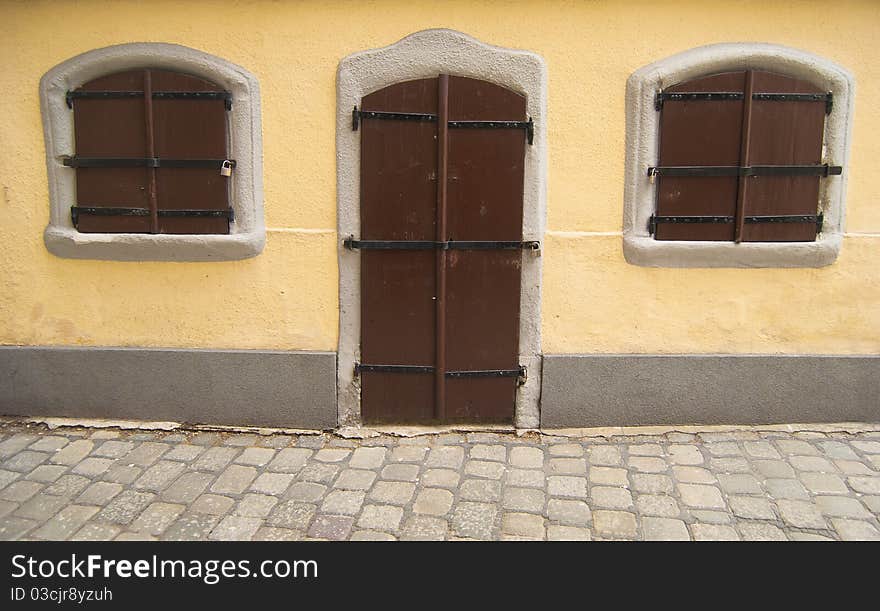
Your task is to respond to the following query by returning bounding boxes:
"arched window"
[623,44,854,267]
[41,43,264,261]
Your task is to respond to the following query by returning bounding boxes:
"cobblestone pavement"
[0,420,879,541]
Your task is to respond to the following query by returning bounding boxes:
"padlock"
[220,160,233,177]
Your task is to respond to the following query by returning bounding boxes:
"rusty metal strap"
[355,363,527,383]
[344,237,539,251]
[655,92,742,110]
[647,164,842,178]
[448,119,534,145]
[71,206,234,225]
[354,364,434,375]
[649,214,823,234]
[446,367,525,379]
[63,157,235,169]
[352,107,534,144]
[352,108,438,130]
[67,90,232,110]
[655,91,832,113]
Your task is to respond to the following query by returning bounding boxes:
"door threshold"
[338,423,520,439]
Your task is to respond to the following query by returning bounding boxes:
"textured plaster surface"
[542,354,880,428]
[336,29,547,428]
[0,347,336,429]
[623,43,855,268]
[40,43,265,261]
[1,2,878,358]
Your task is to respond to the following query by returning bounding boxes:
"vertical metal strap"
[143,70,159,233]
[734,70,755,242]
[434,74,450,421]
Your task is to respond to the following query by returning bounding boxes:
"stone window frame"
[336,29,547,428]
[623,43,855,268]
[40,43,265,261]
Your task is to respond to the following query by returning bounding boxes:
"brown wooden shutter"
[654,71,745,241]
[72,71,152,233]
[741,71,827,242]
[652,70,836,242]
[68,69,232,235]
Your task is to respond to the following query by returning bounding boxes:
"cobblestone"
[692,523,740,541]
[643,517,689,541]
[547,525,591,540]
[413,488,454,516]
[401,515,448,540]
[593,510,638,539]
[547,499,591,526]
[452,502,496,539]
[250,472,295,496]
[2,421,878,540]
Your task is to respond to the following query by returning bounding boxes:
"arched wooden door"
[351,74,533,424]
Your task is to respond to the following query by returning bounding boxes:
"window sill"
[44,225,265,262]
[622,233,842,268]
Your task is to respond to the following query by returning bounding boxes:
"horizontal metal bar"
[445,367,525,379]
[352,107,535,144]
[66,90,232,109]
[753,92,833,114]
[352,107,438,130]
[72,206,151,220]
[651,216,734,228]
[343,237,540,251]
[444,240,540,250]
[448,118,534,145]
[71,206,234,225]
[655,92,743,110]
[745,214,823,225]
[354,363,526,381]
[649,214,824,234]
[655,91,833,113]
[343,239,437,250]
[648,164,842,178]
[158,209,235,220]
[354,364,434,375]
[63,157,236,169]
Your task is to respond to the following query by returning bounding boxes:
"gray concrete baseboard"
[541,354,880,428]
[0,346,336,429]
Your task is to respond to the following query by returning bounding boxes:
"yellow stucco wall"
[1,0,878,354]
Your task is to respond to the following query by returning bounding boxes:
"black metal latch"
[355,363,527,386]
[344,237,540,251]
[63,156,236,170]
[648,213,824,234]
[647,164,842,178]
[71,206,234,227]
[67,90,233,110]
[655,91,833,114]
[352,106,534,145]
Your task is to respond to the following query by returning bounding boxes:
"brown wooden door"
[356,75,529,424]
